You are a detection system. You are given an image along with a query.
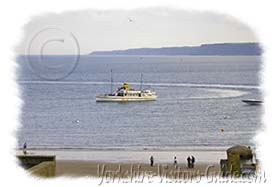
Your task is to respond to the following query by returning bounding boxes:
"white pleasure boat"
[96,71,157,102]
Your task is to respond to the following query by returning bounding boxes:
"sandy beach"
[56,160,221,178]
[17,149,226,178]
[17,149,225,178]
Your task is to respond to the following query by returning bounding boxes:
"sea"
[16,55,262,152]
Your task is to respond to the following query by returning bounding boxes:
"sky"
[16,8,258,55]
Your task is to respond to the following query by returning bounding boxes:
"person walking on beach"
[191,155,195,168]
[187,156,191,168]
[23,142,27,155]
[174,156,178,168]
[150,155,154,167]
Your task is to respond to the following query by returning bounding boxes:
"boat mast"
[110,69,113,94]
[140,73,143,90]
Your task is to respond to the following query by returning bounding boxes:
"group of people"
[149,155,196,168]
[187,155,195,168]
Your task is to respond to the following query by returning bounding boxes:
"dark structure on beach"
[220,145,257,177]
[17,155,56,177]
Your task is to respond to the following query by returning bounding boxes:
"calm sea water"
[17,55,262,151]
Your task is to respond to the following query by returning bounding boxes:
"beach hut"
[220,145,256,177]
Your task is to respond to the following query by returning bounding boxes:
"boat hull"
[96,95,157,102]
[242,99,263,105]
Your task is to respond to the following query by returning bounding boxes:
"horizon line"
[17,42,261,56]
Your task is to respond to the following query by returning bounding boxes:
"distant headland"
[89,43,262,56]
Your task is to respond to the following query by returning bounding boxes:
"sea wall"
[17,155,56,177]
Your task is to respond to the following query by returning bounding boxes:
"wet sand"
[19,149,226,164]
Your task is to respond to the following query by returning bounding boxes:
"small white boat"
[242,99,263,105]
[96,71,157,102]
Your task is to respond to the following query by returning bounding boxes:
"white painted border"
[1,0,273,186]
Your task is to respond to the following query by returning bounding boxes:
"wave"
[15,145,230,152]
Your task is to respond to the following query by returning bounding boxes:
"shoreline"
[15,145,231,153]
